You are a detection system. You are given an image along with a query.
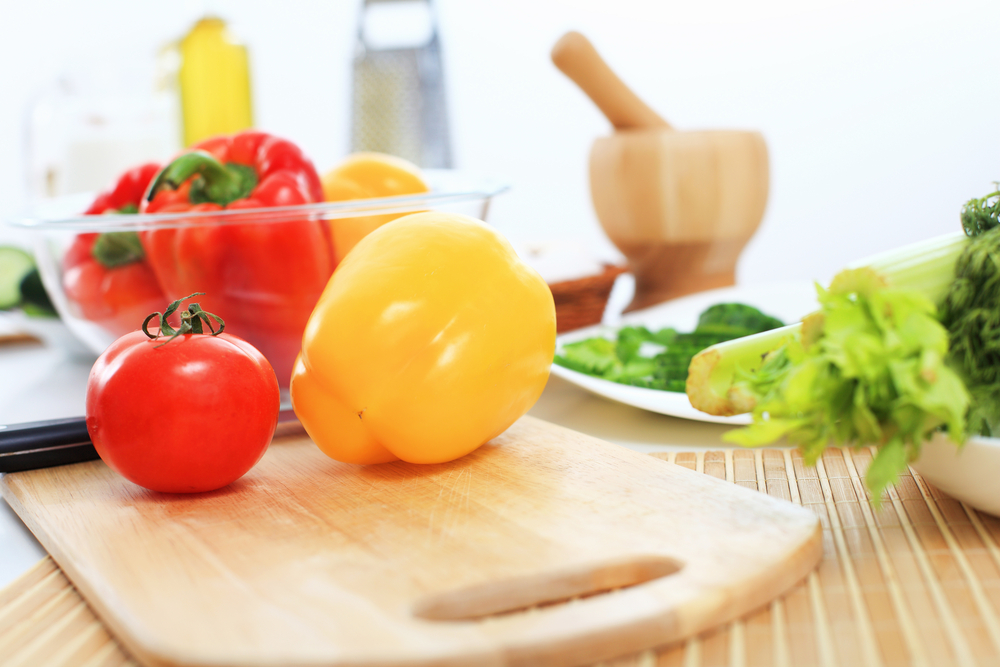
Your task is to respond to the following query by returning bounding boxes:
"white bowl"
[911,433,1000,516]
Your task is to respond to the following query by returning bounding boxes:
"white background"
[1,0,998,285]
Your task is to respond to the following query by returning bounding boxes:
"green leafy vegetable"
[722,268,969,499]
[554,303,785,392]
[695,303,784,337]
[687,184,1000,502]
[960,186,1000,236]
[939,220,1000,436]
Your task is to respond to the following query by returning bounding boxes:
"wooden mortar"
[552,32,769,312]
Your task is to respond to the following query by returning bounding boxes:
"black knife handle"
[0,410,299,474]
[0,417,97,473]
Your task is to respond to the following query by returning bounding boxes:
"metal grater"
[350,0,452,169]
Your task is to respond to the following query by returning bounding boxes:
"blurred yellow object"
[322,152,429,264]
[178,17,254,147]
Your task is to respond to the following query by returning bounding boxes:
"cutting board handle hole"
[412,555,682,622]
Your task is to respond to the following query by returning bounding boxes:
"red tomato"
[85,329,280,493]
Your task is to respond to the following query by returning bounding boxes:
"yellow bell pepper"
[321,152,430,264]
[290,211,556,465]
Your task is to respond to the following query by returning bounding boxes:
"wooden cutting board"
[1,417,821,667]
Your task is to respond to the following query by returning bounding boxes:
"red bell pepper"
[84,163,162,215]
[139,131,334,385]
[63,163,167,337]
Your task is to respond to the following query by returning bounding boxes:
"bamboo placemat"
[3,446,1000,667]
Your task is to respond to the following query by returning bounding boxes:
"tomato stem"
[142,293,225,346]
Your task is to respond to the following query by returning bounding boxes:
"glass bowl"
[10,170,508,386]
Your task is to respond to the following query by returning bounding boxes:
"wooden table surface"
[0,340,739,592]
[4,443,1000,666]
[6,329,1000,666]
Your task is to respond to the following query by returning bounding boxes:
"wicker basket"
[548,264,627,333]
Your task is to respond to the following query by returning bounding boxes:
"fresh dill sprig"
[960,185,1000,237]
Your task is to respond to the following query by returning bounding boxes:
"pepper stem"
[92,232,145,268]
[146,151,257,207]
[142,293,225,346]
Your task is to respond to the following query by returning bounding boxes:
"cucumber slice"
[20,268,56,316]
[0,246,36,309]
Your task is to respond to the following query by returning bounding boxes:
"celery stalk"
[694,265,970,501]
[845,231,968,304]
[685,324,800,416]
[687,231,969,417]
[684,186,1000,501]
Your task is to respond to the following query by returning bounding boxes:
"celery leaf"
[723,267,969,502]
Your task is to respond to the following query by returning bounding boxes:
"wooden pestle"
[551,31,769,312]
[551,31,671,131]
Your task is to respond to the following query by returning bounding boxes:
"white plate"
[911,433,1000,517]
[550,282,821,424]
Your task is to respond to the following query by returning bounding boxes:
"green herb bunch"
[959,186,1000,236]
[724,268,969,499]
[554,303,784,392]
[939,220,1000,436]
[687,183,1000,502]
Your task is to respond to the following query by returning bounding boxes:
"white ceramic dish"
[911,433,1000,517]
[550,281,821,424]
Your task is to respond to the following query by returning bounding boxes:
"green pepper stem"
[147,151,257,207]
[92,232,145,269]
